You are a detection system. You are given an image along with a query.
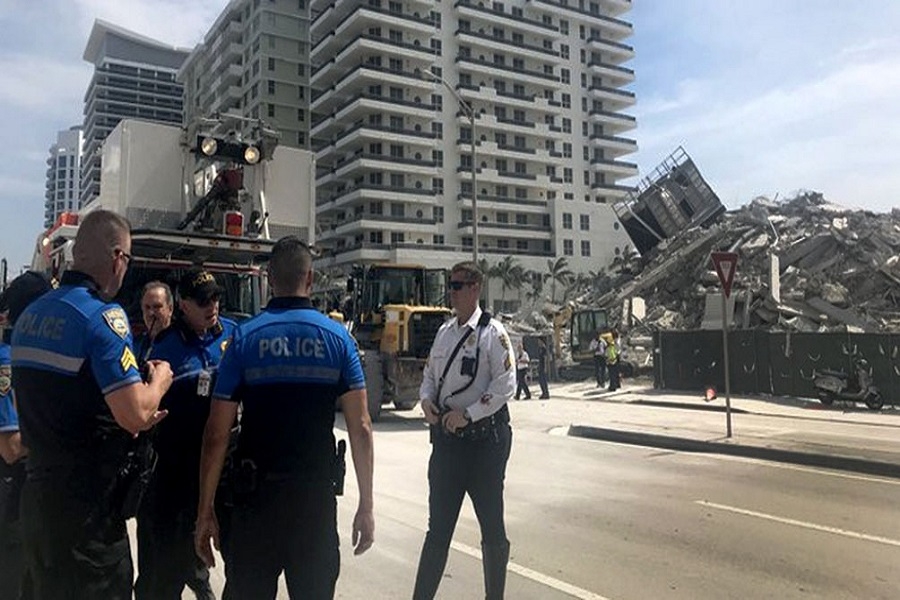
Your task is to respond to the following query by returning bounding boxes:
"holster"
[107,434,157,520]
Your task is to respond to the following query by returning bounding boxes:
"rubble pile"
[588,192,900,333]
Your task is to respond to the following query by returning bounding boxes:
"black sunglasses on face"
[448,280,473,291]
[195,294,221,307]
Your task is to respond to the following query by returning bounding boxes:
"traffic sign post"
[711,251,738,438]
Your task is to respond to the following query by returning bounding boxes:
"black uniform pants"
[415,422,512,598]
[134,499,215,600]
[229,479,338,599]
[0,460,31,600]
[607,362,620,391]
[20,475,132,600]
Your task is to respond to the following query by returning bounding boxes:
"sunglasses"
[448,280,474,291]
[193,294,221,307]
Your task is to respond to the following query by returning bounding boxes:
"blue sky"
[0,0,898,271]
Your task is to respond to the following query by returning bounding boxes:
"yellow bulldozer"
[346,264,451,421]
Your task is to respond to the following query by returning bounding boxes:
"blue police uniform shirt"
[213,297,365,480]
[147,317,236,502]
[0,342,18,433]
[10,271,142,469]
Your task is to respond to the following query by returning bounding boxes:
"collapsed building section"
[614,146,725,254]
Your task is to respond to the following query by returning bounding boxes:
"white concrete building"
[80,20,190,207]
[44,126,84,228]
[310,0,637,296]
[179,0,312,150]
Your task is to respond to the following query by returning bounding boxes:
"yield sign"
[711,251,738,298]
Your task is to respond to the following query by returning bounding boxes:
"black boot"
[413,536,450,600]
[482,540,510,600]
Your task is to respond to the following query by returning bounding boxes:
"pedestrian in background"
[604,331,621,392]
[11,209,172,599]
[195,236,374,598]
[536,337,550,399]
[514,340,531,400]
[588,331,607,388]
[415,261,515,599]
[0,270,54,600]
[135,270,236,600]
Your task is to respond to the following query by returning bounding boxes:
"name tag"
[197,369,211,397]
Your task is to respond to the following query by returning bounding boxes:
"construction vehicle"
[32,118,315,328]
[346,264,451,421]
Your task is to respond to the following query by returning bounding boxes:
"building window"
[267,80,275,95]
[369,231,383,244]
[297,132,305,145]
[580,214,590,230]
[389,173,405,187]
[560,44,569,59]
[497,212,509,224]
[515,213,527,225]
[433,206,444,222]
[390,203,405,217]
[498,239,509,249]
[562,213,572,229]
[268,57,275,71]
[516,240,527,251]
[563,239,574,256]
[297,108,305,121]
[267,104,275,117]
[581,240,591,256]
[432,178,443,193]
[434,234,444,245]
[563,168,573,183]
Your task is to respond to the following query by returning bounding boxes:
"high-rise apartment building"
[180,0,312,150]
[44,126,84,228]
[80,20,190,206]
[310,0,637,284]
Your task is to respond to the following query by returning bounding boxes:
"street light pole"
[424,68,478,263]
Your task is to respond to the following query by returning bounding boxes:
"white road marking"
[448,540,612,600]
[695,500,900,548]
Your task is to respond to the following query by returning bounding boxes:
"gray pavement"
[553,379,900,478]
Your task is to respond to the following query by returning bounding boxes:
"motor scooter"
[813,359,883,410]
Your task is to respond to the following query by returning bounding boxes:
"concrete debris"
[560,191,900,339]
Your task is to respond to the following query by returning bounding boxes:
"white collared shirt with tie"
[419,306,516,422]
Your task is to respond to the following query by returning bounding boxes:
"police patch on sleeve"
[503,355,512,371]
[0,365,10,396]
[103,308,130,339]
[120,346,138,373]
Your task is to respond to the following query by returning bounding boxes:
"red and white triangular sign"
[711,251,738,298]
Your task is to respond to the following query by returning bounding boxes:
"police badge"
[0,364,11,396]
[103,307,130,339]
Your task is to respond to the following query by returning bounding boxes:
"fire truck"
[32,118,315,329]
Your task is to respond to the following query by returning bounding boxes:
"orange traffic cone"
[705,387,717,402]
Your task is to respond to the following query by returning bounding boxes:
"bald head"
[72,210,132,299]
[268,236,313,297]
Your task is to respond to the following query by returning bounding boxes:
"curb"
[567,425,900,479]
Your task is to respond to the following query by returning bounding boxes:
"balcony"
[456,55,562,87]
[590,158,638,177]
[313,3,436,41]
[319,123,438,158]
[327,151,438,180]
[587,60,635,84]
[312,64,434,110]
[528,0,633,39]
[591,182,634,196]
[455,0,561,37]
[317,184,437,209]
[588,85,636,108]
[587,35,635,61]
[588,108,636,133]
[588,133,637,157]
[456,28,561,63]
[312,92,438,137]
[312,34,435,87]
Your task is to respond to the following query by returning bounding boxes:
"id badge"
[197,369,211,397]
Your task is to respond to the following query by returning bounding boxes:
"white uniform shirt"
[516,349,530,370]
[419,306,516,422]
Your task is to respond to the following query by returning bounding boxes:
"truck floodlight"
[200,137,218,156]
[243,145,261,165]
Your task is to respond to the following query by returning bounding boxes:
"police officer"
[135,280,174,365]
[0,270,54,600]
[11,209,173,599]
[414,261,516,600]
[135,270,235,599]
[195,236,375,599]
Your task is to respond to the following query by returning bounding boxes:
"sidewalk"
[552,379,900,479]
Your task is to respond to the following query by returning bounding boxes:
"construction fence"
[652,330,900,406]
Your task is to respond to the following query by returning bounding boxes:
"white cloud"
[0,55,88,114]
[635,46,900,211]
[71,0,226,47]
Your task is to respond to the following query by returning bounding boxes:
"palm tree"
[611,246,640,276]
[477,257,494,305]
[546,257,573,302]
[493,256,523,309]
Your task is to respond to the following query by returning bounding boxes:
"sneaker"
[539,394,550,399]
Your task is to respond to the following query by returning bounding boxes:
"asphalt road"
[159,393,900,599]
